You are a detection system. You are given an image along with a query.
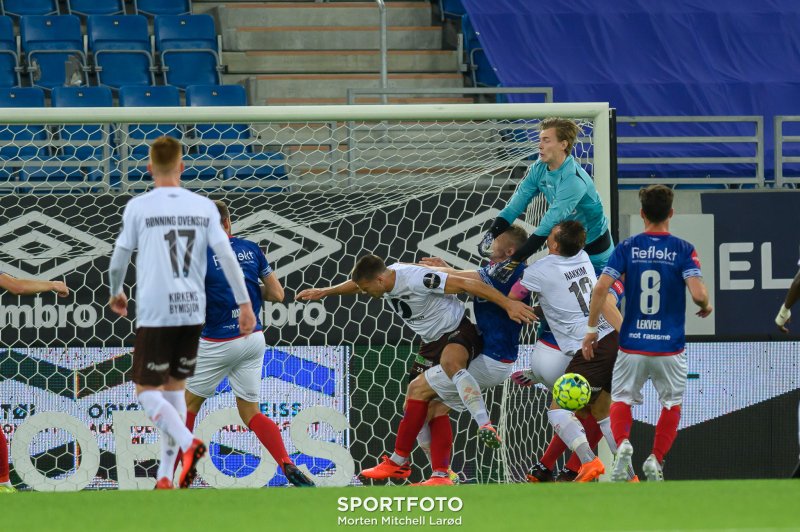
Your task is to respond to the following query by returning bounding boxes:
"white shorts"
[530,341,572,390]
[423,354,513,412]
[185,331,266,403]
[610,350,687,408]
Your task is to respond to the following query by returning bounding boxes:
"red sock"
[565,415,603,472]
[0,428,8,483]
[609,402,633,446]
[652,405,681,463]
[394,399,429,458]
[428,415,452,473]
[185,411,197,433]
[540,434,568,470]
[249,413,291,465]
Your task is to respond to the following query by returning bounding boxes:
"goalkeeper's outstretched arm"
[296,280,362,301]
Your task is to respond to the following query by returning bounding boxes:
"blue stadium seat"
[439,0,465,21]
[184,84,286,182]
[20,15,88,90]
[462,15,500,87]
[88,15,155,88]
[0,87,47,181]
[23,86,114,183]
[155,15,222,89]
[2,0,58,18]
[134,0,191,17]
[117,85,182,185]
[68,0,125,17]
[0,16,21,86]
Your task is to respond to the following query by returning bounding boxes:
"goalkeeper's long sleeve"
[496,165,541,226]
[510,234,547,263]
[108,244,133,297]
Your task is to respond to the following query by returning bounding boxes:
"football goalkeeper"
[479,117,613,282]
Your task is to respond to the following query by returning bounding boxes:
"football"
[553,373,592,411]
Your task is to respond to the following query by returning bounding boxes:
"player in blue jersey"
[183,200,314,487]
[478,117,613,282]
[403,224,530,485]
[583,185,712,482]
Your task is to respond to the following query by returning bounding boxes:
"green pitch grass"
[4,480,798,532]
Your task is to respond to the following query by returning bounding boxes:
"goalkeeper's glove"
[488,258,520,283]
[776,304,791,331]
[477,231,495,257]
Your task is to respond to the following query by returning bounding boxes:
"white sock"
[389,452,409,466]
[137,390,194,452]
[156,391,187,480]
[548,409,595,464]
[0,480,10,487]
[599,416,635,479]
[417,422,432,463]
[452,369,490,427]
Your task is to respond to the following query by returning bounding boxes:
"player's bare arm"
[443,274,536,324]
[260,273,285,302]
[601,293,623,332]
[582,273,615,359]
[685,276,713,318]
[418,257,481,281]
[775,269,800,333]
[296,280,361,301]
[0,273,69,297]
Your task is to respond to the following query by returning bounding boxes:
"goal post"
[0,102,612,489]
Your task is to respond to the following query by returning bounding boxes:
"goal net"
[0,103,610,489]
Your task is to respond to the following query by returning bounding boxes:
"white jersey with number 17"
[115,187,230,327]
[520,250,614,355]
[382,264,465,344]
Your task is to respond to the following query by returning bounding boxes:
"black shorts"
[132,324,203,386]
[408,317,483,384]
[568,331,619,400]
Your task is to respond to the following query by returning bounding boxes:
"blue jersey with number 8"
[602,232,702,355]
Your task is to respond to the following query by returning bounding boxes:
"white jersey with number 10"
[115,187,230,327]
[520,250,614,355]
[382,264,465,344]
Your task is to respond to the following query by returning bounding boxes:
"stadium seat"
[68,0,125,17]
[24,86,114,183]
[462,15,500,87]
[134,0,191,17]
[1,0,58,18]
[0,87,48,181]
[88,15,156,88]
[117,85,182,185]
[20,15,88,90]
[184,84,286,182]
[439,0,465,21]
[154,14,222,89]
[0,16,21,87]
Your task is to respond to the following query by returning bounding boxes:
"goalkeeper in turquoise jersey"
[480,117,613,282]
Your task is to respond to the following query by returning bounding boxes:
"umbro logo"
[0,211,112,280]
[232,210,341,278]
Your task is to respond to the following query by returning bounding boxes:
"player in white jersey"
[108,136,256,490]
[296,254,535,481]
[511,221,624,482]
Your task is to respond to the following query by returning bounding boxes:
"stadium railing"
[775,116,800,188]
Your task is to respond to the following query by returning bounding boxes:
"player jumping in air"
[0,275,69,493]
[183,200,314,487]
[478,117,613,282]
[296,254,535,482]
[108,137,256,490]
[511,221,625,483]
[583,184,712,482]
